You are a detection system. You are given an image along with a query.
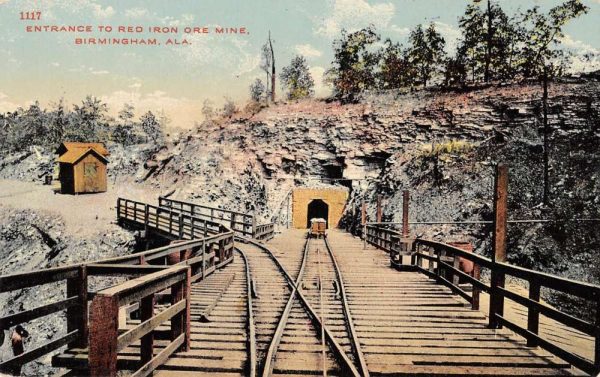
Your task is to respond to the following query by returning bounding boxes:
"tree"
[249,79,266,102]
[280,55,315,100]
[113,103,138,145]
[221,97,238,118]
[408,24,446,88]
[326,25,381,101]
[140,111,163,144]
[520,0,588,205]
[457,1,522,83]
[378,40,414,89]
[70,96,108,141]
[260,32,276,103]
[48,98,68,145]
[202,99,215,121]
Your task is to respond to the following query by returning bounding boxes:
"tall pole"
[361,199,367,249]
[402,190,410,237]
[489,164,508,328]
[269,31,276,102]
[376,195,382,223]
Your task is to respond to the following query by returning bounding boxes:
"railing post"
[527,280,541,347]
[595,296,600,374]
[89,294,119,377]
[402,190,410,237]
[202,239,207,280]
[204,220,208,237]
[489,164,508,329]
[190,217,195,239]
[252,215,257,238]
[416,243,423,269]
[472,263,480,310]
[178,213,184,239]
[140,294,155,366]
[171,269,191,352]
[435,247,441,278]
[452,253,460,286]
[231,213,236,233]
[376,195,382,223]
[428,246,435,274]
[67,265,88,348]
[361,200,366,249]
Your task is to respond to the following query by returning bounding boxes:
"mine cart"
[310,218,327,238]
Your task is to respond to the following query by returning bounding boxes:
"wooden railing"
[88,265,190,377]
[254,222,275,241]
[0,265,87,374]
[158,196,275,240]
[365,223,600,376]
[0,203,235,376]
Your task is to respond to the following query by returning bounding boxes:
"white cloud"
[51,62,60,67]
[91,4,114,18]
[561,34,600,73]
[0,0,10,4]
[125,7,148,19]
[315,0,395,38]
[91,70,109,75]
[176,32,260,76]
[389,24,410,37]
[162,13,195,27]
[295,44,322,58]
[128,82,142,89]
[309,66,332,97]
[433,21,461,54]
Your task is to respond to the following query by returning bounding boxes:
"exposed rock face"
[138,78,599,227]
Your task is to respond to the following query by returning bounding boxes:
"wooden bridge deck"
[159,229,584,376]
[325,230,578,376]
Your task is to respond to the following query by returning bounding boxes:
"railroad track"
[239,231,368,376]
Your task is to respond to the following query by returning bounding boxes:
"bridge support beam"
[489,164,508,329]
[402,190,410,237]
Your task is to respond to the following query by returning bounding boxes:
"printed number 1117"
[20,11,41,20]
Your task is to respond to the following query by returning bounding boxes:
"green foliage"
[326,25,381,101]
[249,79,266,102]
[520,0,589,79]
[408,24,446,88]
[378,40,414,90]
[0,97,164,156]
[220,97,238,118]
[280,55,315,100]
[140,111,164,144]
[419,140,475,158]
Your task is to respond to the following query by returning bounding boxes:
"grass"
[419,139,475,157]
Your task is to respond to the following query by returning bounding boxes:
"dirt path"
[0,179,164,237]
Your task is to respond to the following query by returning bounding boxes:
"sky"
[1,0,599,128]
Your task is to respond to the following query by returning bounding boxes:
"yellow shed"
[55,142,110,194]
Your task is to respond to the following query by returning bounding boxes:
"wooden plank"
[0,330,78,368]
[1,296,79,329]
[496,314,595,375]
[131,333,185,377]
[117,299,186,352]
[497,286,595,336]
[87,264,167,276]
[0,266,80,292]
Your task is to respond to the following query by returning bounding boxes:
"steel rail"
[235,248,257,377]
[324,237,370,377]
[241,236,361,377]
[261,234,311,377]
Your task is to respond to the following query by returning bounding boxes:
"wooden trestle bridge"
[1,167,599,376]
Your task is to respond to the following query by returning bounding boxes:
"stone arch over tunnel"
[292,187,348,229]
[307,199,329,228]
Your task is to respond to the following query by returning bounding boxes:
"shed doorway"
[307,199,329,228]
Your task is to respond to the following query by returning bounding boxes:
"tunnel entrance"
[306,199,329,228]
